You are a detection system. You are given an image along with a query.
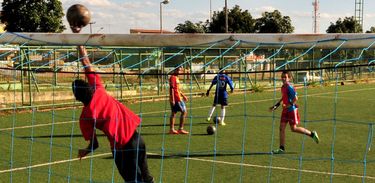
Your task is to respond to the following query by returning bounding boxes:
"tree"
[366,27,375,33]
[174,20,206,33]
[207,5,255,33]
[254,10,294,33]
[326,16,362,33]
[1,0,65,32]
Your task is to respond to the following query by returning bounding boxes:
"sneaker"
[220,122,226,126]
[169,129,179,135]
[143,176,154,183]
[272,148,285,154]
[178,129,189,134]
[206,117,211,122]
[312,131,320,144]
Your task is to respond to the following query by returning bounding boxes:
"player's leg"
[207,104,216,122]
[273,111,288,154]
[169,105,178,134]
[288,109,319,143]
[178,101,189,134]
[220,105,226,125]
[134,132,154,182]
[207,95,219,121]
[290,125,319,143]
[279,122,287,150]
[113,144,141,182]
[219,97,228,125]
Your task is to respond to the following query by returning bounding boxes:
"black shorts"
[213,95,228,106]
[171,101,186,113]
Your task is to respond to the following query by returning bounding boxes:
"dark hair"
[282,71,293,78]
[72,79,93,105]
[172,66,182,74]
[219,67,224,74]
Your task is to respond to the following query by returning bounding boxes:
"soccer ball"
[213,116,221,124]
[206,125,216,135]
[66,4,91,28]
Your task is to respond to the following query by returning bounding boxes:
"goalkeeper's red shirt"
[169,74,182,102]
[79,73,140,149]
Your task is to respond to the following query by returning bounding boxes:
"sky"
[5,0,375,34]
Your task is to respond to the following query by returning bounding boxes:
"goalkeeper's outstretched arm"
[77,46,94,73]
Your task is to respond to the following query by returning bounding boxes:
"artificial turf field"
[1,82,375,182]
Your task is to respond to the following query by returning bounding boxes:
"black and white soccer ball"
[207,125,216,135]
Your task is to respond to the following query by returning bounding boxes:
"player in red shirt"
[169,66,189,134]
[269,71,320,154]
[72,44,153,182]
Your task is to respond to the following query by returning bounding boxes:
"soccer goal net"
[0,32,374,182]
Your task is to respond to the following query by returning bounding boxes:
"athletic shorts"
[280,108,300,125]
[213,95,228,106]
[171,101,186,113]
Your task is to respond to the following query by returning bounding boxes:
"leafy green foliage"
[326,16,362,33]
[254,10,294,33]
[207,5,255,33]
[366,26,375,33]
[1,0,65,32]
[174,20,206,33]
[178,5,293,34]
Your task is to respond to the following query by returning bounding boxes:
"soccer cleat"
[220,122,226,126]
[178,129,189,134]
[169,129,179,135]
[206,117,211,122]
[272,148,285,154]
[312,131,320,144]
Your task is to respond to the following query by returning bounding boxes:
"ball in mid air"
[66,4,91,28]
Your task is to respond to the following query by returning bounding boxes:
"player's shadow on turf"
[140,124,169,127]
[19,134,106,138]
[145,151,297,159]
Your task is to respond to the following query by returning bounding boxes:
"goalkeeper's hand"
[269,102,280,112]
[206,90,210,96]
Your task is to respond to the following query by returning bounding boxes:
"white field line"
[307,95,375,101]
[0,121,76,132]
[1,152,374,180]
[0,152,111,174]
[186,157,375,180]
[1,87,375,132]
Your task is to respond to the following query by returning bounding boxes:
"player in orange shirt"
[169,66,189,134]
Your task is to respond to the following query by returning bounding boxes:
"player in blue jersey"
[206,68,234,126]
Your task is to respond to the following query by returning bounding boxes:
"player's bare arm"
[78,135,99,160]
[269,98,282,111]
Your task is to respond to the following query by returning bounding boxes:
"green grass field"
[1,83,375,182]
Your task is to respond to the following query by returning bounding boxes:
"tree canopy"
[175,5,294,34]
[174,20,206,33]
[207,5,255,33]
[366,27,375,33]
[326,16,362,33]
[1,0,65,32]
[254,10,294,33]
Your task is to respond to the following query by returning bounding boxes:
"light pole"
[210,0,212,22]
[89,21,96,34]
[160,0,170,34]
[96,27,104,33]
[225,0,228,33]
